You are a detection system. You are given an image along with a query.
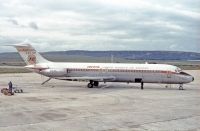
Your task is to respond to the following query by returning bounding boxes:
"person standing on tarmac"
[8,81,13,93]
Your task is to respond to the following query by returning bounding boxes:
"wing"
[55,76,116,82]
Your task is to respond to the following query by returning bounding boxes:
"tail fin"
[12,43,49,65]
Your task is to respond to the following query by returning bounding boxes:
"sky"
[0,0,200,52]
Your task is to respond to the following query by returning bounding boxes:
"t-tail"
[12,43,49,65]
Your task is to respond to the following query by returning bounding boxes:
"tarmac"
[0,70,199,131]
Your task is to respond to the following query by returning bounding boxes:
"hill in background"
[1,50,200,61]
[45,50,200,61]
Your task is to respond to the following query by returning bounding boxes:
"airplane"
[9,42,194,90]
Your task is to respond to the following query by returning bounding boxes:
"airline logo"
[27,54,36,64]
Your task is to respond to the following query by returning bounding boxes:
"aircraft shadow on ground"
[42,82,189,91]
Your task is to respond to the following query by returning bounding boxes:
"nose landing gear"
[179,84,184,90]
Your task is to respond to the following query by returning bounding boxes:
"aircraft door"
[163,71,172,83]
[66,68,70,76]
[167,71,172,78]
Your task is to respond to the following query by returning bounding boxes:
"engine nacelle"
[40,68,67,77]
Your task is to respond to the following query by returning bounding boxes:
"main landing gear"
[87,80,99,88]
[179,84,184,90]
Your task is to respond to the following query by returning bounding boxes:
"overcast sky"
[0,0,200,52]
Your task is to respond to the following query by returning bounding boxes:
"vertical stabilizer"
[13,43,49,65]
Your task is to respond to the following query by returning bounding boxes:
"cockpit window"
[175,68,182,73]
[180,72,190,76]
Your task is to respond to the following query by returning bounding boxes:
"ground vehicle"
[13,86,23,93]
[0,85,23,96]
[1,88,14,96]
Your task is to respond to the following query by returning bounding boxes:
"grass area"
[0,62,25,66]
[0,68,31,74]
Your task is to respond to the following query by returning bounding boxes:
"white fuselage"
[27,62,194,84]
